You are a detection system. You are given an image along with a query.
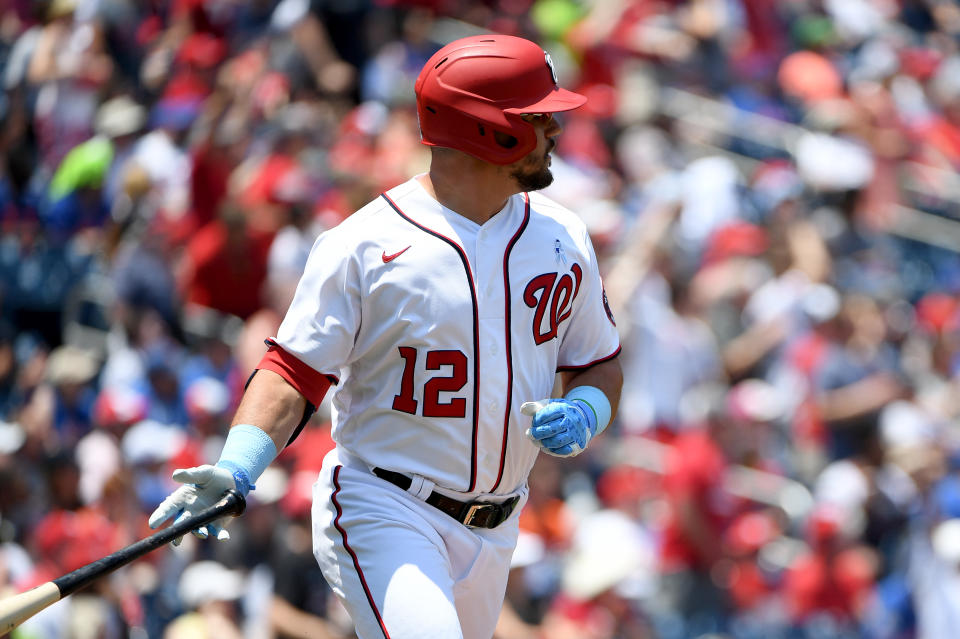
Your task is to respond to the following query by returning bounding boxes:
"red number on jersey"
[392,346,419,414]
[423,350,468,417]
[393,348,468,418]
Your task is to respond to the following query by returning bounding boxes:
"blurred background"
[2,0,960,637]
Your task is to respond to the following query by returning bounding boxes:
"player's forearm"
[560,357,623,424]
[231,369,309,453]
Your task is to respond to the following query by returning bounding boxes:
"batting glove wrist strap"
[215,466,254,496]
[564,386,611,436]
[216,424,278,494]
[569,400,597,438]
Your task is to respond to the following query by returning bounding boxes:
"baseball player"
[150,34,622,639]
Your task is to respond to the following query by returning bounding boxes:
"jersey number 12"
[392,346,468,418]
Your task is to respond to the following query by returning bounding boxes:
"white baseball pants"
[311,449,526,639]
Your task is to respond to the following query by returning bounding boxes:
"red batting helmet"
[415,35,587,165]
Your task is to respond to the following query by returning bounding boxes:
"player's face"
[509,113,561,191]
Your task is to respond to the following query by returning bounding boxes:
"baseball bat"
[0,489,246,635]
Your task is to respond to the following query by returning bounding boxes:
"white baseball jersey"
[272,176,620,498]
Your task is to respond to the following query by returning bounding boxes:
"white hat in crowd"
[95,96,147,139]
[178,561,245,608]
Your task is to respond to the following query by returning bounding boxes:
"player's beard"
[510,142,555,192]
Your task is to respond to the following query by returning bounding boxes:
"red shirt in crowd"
[181,219,272,319]
[783,547,876,622]
[659,429,738,572]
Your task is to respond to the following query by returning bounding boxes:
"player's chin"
[512,163,554,192]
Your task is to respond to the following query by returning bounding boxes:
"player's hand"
[521,399,598,458]
[148,465,241,545]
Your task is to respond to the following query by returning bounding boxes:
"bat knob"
[224,489,247,517]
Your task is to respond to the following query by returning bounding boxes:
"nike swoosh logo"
[382,246,411,263]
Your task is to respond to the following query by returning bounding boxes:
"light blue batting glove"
[521,399,598,458]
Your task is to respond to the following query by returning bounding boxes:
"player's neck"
[420,162,516,225]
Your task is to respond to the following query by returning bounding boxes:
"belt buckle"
[462,502,498,528]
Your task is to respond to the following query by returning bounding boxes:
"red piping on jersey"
[257,338,338,406]
[331,465,392,638]
[380,192,482,492]
[490,192,530,493]
[556,344,622,372]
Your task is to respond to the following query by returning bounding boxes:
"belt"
[373,468,519,529]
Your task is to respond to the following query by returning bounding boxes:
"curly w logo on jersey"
[523,263,583,344]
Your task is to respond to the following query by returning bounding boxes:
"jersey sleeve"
[557,228,621,371]
[271,227,362,386]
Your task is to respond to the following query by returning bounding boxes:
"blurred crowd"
[3,0,960,637]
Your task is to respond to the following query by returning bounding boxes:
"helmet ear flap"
[418,104,538,164]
